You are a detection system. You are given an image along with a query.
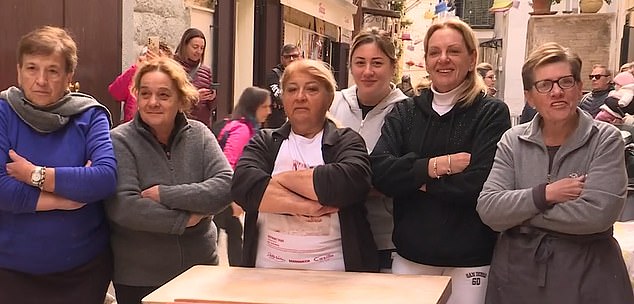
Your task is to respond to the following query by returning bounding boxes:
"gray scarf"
[0,86,112,133]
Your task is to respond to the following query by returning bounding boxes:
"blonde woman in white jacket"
[329,27,407,272]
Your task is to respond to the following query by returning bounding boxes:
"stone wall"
[526,13,616,91]
[122,0,191,68]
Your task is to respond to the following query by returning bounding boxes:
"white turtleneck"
[431,83,467,116]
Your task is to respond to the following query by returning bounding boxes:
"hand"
[187,213,206,227]
[57,198,86,210]
[141,185,161,202]
[6,150,35,185]
[198,88,214,101]
[298,200,339,217]
[145,49,158,61]
[545,175,586,204]
[445,152,471,175]
[37,192,86,211]
[230,202,244,218]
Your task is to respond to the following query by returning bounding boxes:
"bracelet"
[433,158,440,179]
[447,155,452,175]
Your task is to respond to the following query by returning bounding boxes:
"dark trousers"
[213,206,243,266]
[0,249,112,304]
[113,284,159,304]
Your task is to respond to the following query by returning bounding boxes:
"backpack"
[211,118,231,150]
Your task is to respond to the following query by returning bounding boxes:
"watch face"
[31,168,43,183]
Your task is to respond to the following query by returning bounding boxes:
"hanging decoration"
[489,0,520,13]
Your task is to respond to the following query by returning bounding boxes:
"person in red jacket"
[108,42,172,123]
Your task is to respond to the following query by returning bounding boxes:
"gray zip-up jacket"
[477,110,633,303]
[478,109,626,234]
[330,84,407,250]
[106,113,232,286]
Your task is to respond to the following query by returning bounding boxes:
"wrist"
[30,166,46,189]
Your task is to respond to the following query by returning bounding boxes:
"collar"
[431,82,468,106]
[0,86,111,133]
[272,119,339,145]
[520,109,595,151]
[133,111,190,147]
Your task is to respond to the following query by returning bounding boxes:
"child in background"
[595,72,634,125]
[214,87,271,266]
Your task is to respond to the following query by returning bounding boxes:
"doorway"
[0,0,123,123]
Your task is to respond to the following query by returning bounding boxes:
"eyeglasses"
[282,54,301,60]
[588,74,610,80]
[533,75,577,94]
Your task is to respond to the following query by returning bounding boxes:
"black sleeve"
[265,70,282,103]
[313,128,372,207]
[231,130,274,212]
[425,100,511,205]
[370,101,432,197]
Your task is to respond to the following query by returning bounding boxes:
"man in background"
[264,44,302,128]
[579,64,613,117]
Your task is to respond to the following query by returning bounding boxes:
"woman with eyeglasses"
[476,62,497,97]
[477,42,633,303]
[579,64,613,118]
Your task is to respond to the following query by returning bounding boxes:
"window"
[454,0,495,29]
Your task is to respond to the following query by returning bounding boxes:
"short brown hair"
[132,58,198,113]
[281,44,300,55]
[17,26,78,73]
[349,27,397,67]
[424,19,486,106]
[522,42,582,91]
[591,64,611,77]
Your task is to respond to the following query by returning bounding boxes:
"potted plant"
[532,0,611,15]
[580,0,612,13]
[530,0,559,15]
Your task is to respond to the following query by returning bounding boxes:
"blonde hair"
[424,19,487,106]
[132,58,198,113]
[522,42,582,91]
[18,26,78,73]
[280,59,337,102]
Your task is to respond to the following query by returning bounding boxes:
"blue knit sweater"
[0,100,117,274]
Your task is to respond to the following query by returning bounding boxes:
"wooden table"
[142,265,451,304]
[614,221,634,287]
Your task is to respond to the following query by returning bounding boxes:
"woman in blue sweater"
[0,26,117,303]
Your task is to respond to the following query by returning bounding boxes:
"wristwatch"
[30,166,46,189]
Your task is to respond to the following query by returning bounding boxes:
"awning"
[281,0,357,31]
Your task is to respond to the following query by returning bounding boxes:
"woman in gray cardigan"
[477,42,633,303]
[106,58,232,304]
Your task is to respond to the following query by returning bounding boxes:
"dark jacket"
[578,87,613,117]
[371,89,511,267]
[263,64,286,128]
[231,120,379,272]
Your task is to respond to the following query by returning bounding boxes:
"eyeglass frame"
[282,53,301,60]
[532,75,578,94]
[588,74,610,80]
